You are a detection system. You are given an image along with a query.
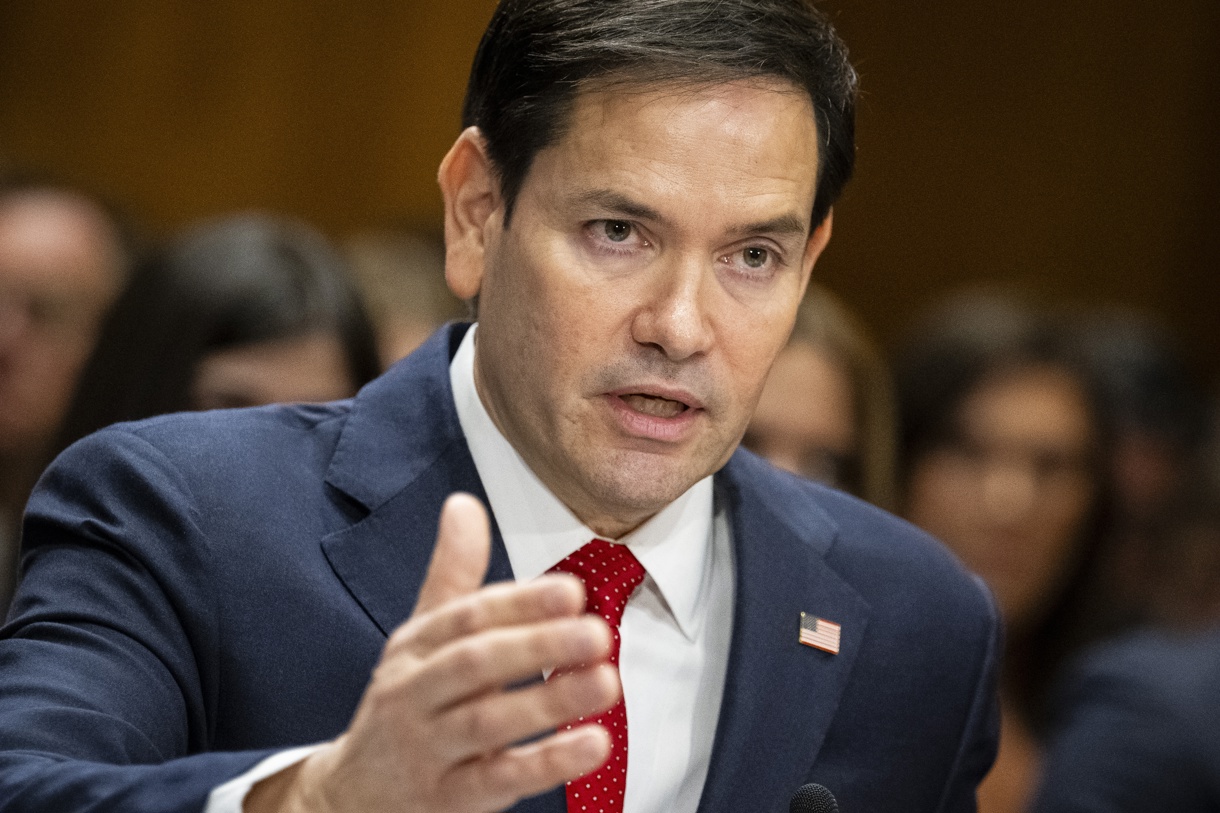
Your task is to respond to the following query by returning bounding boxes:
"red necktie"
[549,538,646,813]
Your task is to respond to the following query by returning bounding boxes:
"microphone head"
[789,783,840,813]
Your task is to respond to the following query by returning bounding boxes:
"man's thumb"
[413,492,492,615]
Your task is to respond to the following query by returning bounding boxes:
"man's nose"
[629,253,714,361]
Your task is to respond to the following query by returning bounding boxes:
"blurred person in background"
[343,230,466,367]
[50,212,381,460]
[1073,308,1212,630]
[0,171,132,612]
[1133,450,1220,632]
[743,283,896,509]
[1032,442,1220,813]
[895,292,1118,813]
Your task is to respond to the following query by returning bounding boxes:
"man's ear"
[438,127,501,301]
[797,208,834,299]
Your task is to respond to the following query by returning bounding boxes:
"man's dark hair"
[461,0,857,228]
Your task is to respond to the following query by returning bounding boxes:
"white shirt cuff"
[204,744,323,813]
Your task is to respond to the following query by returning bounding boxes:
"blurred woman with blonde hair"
[744,283,897,510]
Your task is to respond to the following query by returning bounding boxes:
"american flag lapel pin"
[799,612,841,655]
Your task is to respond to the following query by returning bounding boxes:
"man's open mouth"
[621,394,689,419]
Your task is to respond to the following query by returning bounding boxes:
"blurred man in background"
[0,173,130,612]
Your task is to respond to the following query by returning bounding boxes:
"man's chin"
[569,456,713,533]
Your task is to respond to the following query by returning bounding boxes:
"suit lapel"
[320,439,516,636]
[697,453,872,813]
[314,323,565,813]
[318,323,515,635]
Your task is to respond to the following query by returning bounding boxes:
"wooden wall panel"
[818,0,1220,369]
[0,1,495,232]
[1,1,1216,372]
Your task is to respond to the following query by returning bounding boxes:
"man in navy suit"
[0,1,1000,811]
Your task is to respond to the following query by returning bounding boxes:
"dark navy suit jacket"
[1033,627,1220,812]
[0,324,1000,812]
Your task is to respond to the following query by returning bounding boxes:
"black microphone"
[789,782,839,813]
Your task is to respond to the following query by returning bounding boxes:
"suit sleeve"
[935,575,1003,813]
[0,428,279,813]
[1031,643,1208,813]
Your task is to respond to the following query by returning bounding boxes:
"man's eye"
[742,246,769,268]
[603,220,632,242]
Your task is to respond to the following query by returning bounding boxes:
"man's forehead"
[570,74,816,128]
[562,77,816,152]
[533,78,821,225]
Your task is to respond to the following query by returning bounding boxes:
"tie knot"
[550,538,646,627]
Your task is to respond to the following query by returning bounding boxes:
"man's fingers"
[358,492,616,813]
[442,724,613,811]
[434,663,621,762]
[378,613,611,712]
[414,493,493,616]
[391,573,586,656]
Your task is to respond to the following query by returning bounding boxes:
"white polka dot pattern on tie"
[548,539,646,813]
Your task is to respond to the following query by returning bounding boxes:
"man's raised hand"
[247,493,618,813]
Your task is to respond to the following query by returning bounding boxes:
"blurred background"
[1,0,1217,372]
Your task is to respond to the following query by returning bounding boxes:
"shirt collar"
[449,324,714,640]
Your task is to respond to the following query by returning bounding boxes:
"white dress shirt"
[208,324,735,813]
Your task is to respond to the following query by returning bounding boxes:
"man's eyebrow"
[572,189,809,239]
[573,189,667,224]
[732,213,810,239]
